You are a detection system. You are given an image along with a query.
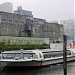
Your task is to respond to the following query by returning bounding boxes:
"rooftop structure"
[14,6,33,17]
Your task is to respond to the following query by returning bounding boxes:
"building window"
[9,20,12,22]
[15,21,18,23]
[21,21,24,23]
[2,19,6,21]
[0,14,1,18]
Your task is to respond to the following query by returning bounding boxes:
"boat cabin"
[40,49,72,59]
[1,50,38,59]
[0,49,74,60]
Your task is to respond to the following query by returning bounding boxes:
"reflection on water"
[0,61,75,75]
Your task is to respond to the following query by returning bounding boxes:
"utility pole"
[63,35,67,75]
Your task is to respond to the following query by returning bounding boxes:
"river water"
[0,61,75,75]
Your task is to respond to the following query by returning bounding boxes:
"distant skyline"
[0,0,74,21]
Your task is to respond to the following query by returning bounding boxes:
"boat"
[0,49,75,68]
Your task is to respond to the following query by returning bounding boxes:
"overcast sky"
[0,0,74,21]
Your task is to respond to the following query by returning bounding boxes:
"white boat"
[0,49,75,68]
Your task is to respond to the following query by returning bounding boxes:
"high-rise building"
[0,2,13,13]
[60,19,75,43]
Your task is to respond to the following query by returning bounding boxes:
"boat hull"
[0,59,42,67]
[0,56,75,68]
[42,56,75,66]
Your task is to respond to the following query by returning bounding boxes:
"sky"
[0,0,74,22]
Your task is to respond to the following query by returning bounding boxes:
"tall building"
[0,2,13,13]
[60,19,75,43]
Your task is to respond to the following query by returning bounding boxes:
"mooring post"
[49,37,50,49]
[63,35,67,75]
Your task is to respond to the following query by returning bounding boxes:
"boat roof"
[2,48,73,54]
[39,49,63,52]
[2,49,35,54]
[2,49,61,53]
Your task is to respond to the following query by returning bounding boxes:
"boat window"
[2,53,7,58]
[43,50,71,59]
[23,53,30,58]
[15,53,21,57]
[33,54,38,58]
[23,53,38,59]
[2,53,14,59]
[43,51,63,59]
[2,53,22,59]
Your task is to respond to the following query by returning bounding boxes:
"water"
[0,61,75,75]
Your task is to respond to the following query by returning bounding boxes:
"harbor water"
[0,61,75,75]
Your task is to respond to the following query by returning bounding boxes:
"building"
[33,18,45,37]
[14,6,33,17]
[14,6,33,37]
[0,11,33,37]
[0,2,13,13]
[45,22,63,43]
[60,19,75,43]
[33,18,63,43]
[0,10,64,43]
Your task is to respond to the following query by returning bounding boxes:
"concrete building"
[44,22,63,43]
[0,11,64,43]
[0,11,33,37]
[33,18,45,37]
[0,2,13,13]
[33,18,63,43]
